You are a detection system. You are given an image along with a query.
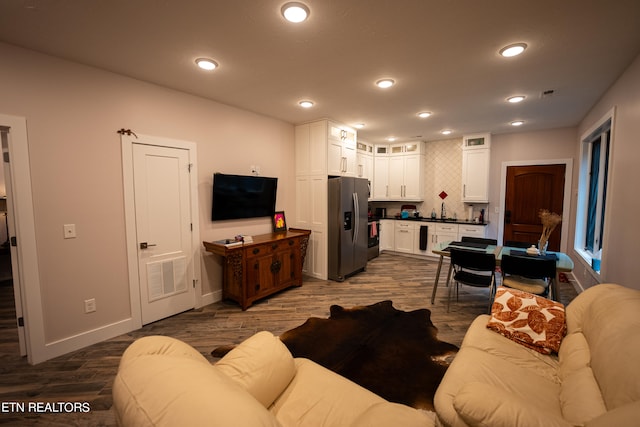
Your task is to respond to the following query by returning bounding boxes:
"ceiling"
[1,0,640,143]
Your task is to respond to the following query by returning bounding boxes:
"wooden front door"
[504,164,565,251]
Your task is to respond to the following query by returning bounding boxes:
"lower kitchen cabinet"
[394,221,415,254]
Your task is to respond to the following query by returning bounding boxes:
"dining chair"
[504,240,534,249]
[500,254,556,299]
[448,248,497,313]
[460,236,498,246]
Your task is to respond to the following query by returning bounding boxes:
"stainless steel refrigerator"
[328,176,369,281]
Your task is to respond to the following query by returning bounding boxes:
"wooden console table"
[203,228,311,310]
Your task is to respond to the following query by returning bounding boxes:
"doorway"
[121,133,202,326]
[499,160,573,252]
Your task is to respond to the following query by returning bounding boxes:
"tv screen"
[211,173,278,221]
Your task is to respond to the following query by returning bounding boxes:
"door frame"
[122,133,202,329]
[0,114,44,364]
[498,159,573,252]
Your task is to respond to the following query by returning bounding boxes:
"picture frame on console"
[272,211,287,232]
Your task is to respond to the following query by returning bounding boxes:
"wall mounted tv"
[211,173,278,221]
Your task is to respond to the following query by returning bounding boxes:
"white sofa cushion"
[460,315,559,383]
[566,284,640,411]
[557,332,606,424]
[434,345,561,427]
[113,336,281,427]
[215,331,296,408]
[452,382,573,427]
[271,358,432,427]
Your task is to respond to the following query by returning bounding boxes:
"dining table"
[430,240,575,304]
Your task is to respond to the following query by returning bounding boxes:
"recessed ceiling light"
[417,112,432,118]
[387,137,396,142]
[441,130,452,135]
[195,58,218,71]
[354,123,365,129]
[499,43,527,57]
[376,79,395,89]
[507,95,526,103]
[511,120,525,126]
[298,100,314,108]
[281,2,310,23]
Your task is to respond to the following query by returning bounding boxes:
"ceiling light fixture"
[441,130,452,135]
[281,2,310,23]
[499,43,527,57]
[417,111,432,118]
[511,120,525,126]
[298,100,314,108]
[376,79,395,89]
[195,58,218,71]
[507,95,526,103]
[387,137,396,142]
[354,123,365,129]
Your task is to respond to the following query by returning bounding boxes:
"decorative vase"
[538,239,548,255]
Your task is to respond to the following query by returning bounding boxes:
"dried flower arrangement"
[539,209,562,252]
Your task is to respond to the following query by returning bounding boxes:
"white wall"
[488,128,577,241]
[570,53,640,290]
[0,42,296,359]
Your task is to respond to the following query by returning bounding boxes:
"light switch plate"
[63,224,77,239]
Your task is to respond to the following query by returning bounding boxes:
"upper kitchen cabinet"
[295,120,327,176]
[373,141,425,201]
[461,133,490,203]
[356,141,374,182]
[327,122,357,177]
[372,145,390,199]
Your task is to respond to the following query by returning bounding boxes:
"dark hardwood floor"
[0,253,578,426]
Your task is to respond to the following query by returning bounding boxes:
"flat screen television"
[211,173,278,221]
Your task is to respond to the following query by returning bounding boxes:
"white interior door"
[132,143,195,324]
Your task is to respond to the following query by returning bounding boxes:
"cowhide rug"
[212,300,458,411]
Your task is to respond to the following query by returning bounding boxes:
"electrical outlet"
[84,298,96,313]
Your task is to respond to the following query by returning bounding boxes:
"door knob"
[139,242,157,249]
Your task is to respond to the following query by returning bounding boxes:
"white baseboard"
[199,290,222,307]
[34,317,140,364]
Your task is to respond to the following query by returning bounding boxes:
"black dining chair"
[460,236,498,246]
[448,248,497,312]
[504,240,534,249]
[500,254,556,299]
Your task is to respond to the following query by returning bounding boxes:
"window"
[575,109,613,273]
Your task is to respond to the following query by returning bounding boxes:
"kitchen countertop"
[375,216,489,226]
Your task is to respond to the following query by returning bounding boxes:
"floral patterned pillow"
[487,286,567,354]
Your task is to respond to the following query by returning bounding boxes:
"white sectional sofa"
[113,330,434,427]
[434,283,640,427]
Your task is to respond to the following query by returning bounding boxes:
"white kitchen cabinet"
[457,224,488,241]
[295,121,327,176]
[295,175,327,279]
[294,119,357,279]
[328,123,357,177]
[356,141,374,182]
[376,142,424,201]
[461,133,490,203]
[394,221,415,254]
[425,223,458,257]
[372,147,390,200]
[379,219,394,252]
